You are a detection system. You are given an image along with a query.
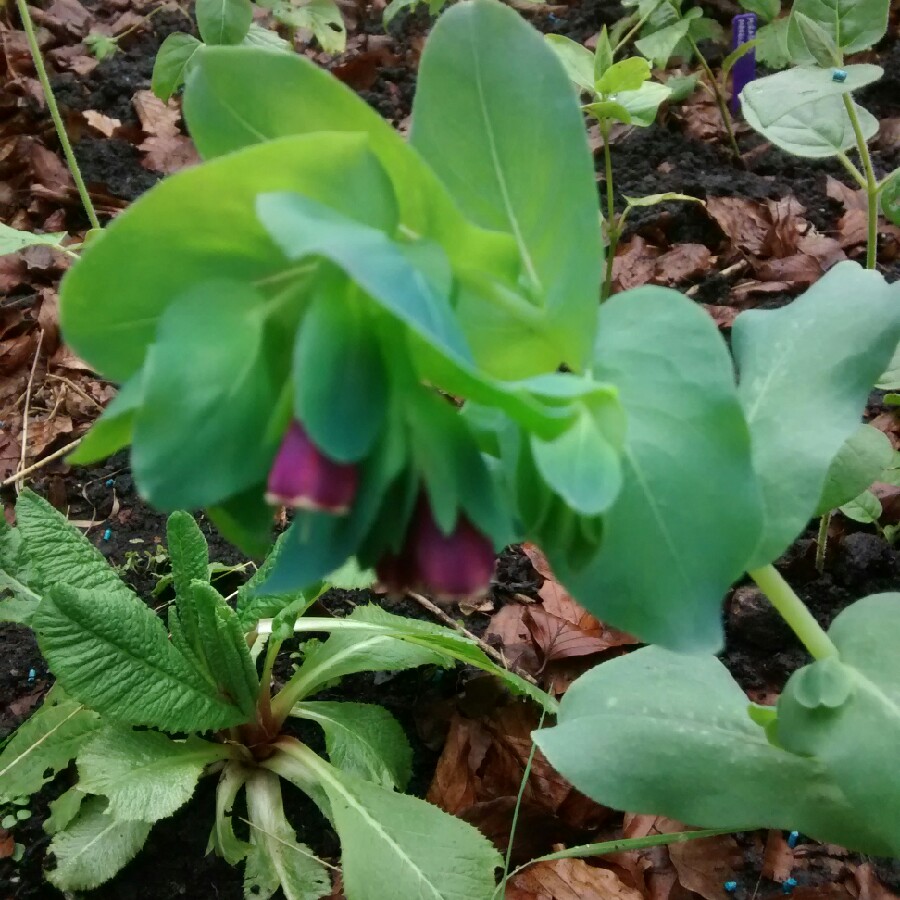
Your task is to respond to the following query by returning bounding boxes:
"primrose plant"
[0,492,548,897]
[52,0,900,867]
[546,30,702,299]
[739,0,898,270]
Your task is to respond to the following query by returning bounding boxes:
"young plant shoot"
[39,0,900,878]
[0,494,550,897]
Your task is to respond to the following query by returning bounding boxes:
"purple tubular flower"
[410,499,496,598]
[265,421,358,513]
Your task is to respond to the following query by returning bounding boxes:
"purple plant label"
[730,12,757,114]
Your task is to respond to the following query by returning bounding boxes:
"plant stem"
[815,511,831,574]
[600,118,618,302]
[257,636,283,731]
[748,564,838,660]
[688,36,741,163]
[842,94,879,270]
[16,0,100,231]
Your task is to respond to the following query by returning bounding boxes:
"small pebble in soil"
[103,528,112,541]
[724,881,738,893]
[787,830,800,848]
[27,668,35,682]
[105,478,115,486]
[782,877,798,894]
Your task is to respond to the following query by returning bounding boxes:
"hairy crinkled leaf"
[535,646,890,854]
[410,0,602,372]
[15,490,135,603]
[209,763,250,865]
[292,701,413,790]
[244,769,331,900]
[33,585,246,732]
[47,797,152,890]
[45,786,87,835]
[166,511,210,602]
[554,286,762,652]
[732,262,900,569]
[309,753,502,900]
[0,686,100,803]
[77,728,226,821]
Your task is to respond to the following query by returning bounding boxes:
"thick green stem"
[815,511,831,574]
[257,636,283,731]
[600,119,618,302]
[16,0,100,231]
[748,564,838,660]
[842,95,879,270]
[689,37,741,163]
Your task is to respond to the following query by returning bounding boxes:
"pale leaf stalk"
[748,564,838,660]
[688,35,741,163]
[842,94,879,270]
[15,0,101,231]
[815,511,831,574]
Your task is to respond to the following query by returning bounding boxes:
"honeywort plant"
[0,492,549,897]
[739,0,898,270]
[546,30,701,300]
[57,0,900,856]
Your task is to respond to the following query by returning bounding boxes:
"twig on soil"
[45,373,106,412]
[15,329,45,494]
[686,258,750,297]
[3,436,82,489]
[406,590,540,687]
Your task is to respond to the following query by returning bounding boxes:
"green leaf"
[47,797,152,891]
[183,48,518,279]
[0,686,100,803]
[307,752,502,900]
[742,93,878,158]
[45,786,87,835]
[877,339,900,389]
[634,17,692,67]
[535,645,890,854]
[236,532,315,632]
[151,32,203,101]
[242,22,292,51]
[67,375,142,465]
[776,593,900,854]
[787,0,890,59]
[0,222,67,257]
[283,605,451,702]
[410,0,603,372]
[839,490,881,524]
[555,286,762,652]
[209,762,250,865]
[132,280,282,510]
[732,262,900,569]
[244,770,331,900]
[271,0,345,53]
[166,511,210,601]
[816,424,894,514]
[755,18,791,69]
[530,404,624,517]
[61,132,395,382]
[196,0,252,44]
[15,489,135,603]
[790,11,841,66]
[740,0,779,22]
[33,584,247,732]
[544,35,595,95]
[881,170,900,227]
[77,728,226,821]
[595,56,651,94]
[586,80,671,127]
[739,64,882,129]
[292,701,413,791]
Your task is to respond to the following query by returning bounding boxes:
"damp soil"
[3,3,900,898]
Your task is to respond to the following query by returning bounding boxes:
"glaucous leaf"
[732,262,900,569]
[787,0,890,59]
[555,286,762,652]
[816,424,894,514]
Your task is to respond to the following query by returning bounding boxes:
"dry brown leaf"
[855,863,900,900]
[652,243,712,286]
[706,196,770,256]
[508,858,644,900]
[0,830,14,860]
[611,236,660,292]
[83,109,122,138]
[704,304,738,329]
[668,833,742,900]
[753,254,824,286]
[25,414,74,459]
[132,90,199,174]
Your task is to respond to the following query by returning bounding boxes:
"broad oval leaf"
[554,286,762,652]
[195,0,252,44]
[732,262,900,569]
[410,0,603,372]
[787,0,890,59]
[816,424,893,514]
[151,32,203,101]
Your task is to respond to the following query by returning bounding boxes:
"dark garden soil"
[2,0,900,896]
